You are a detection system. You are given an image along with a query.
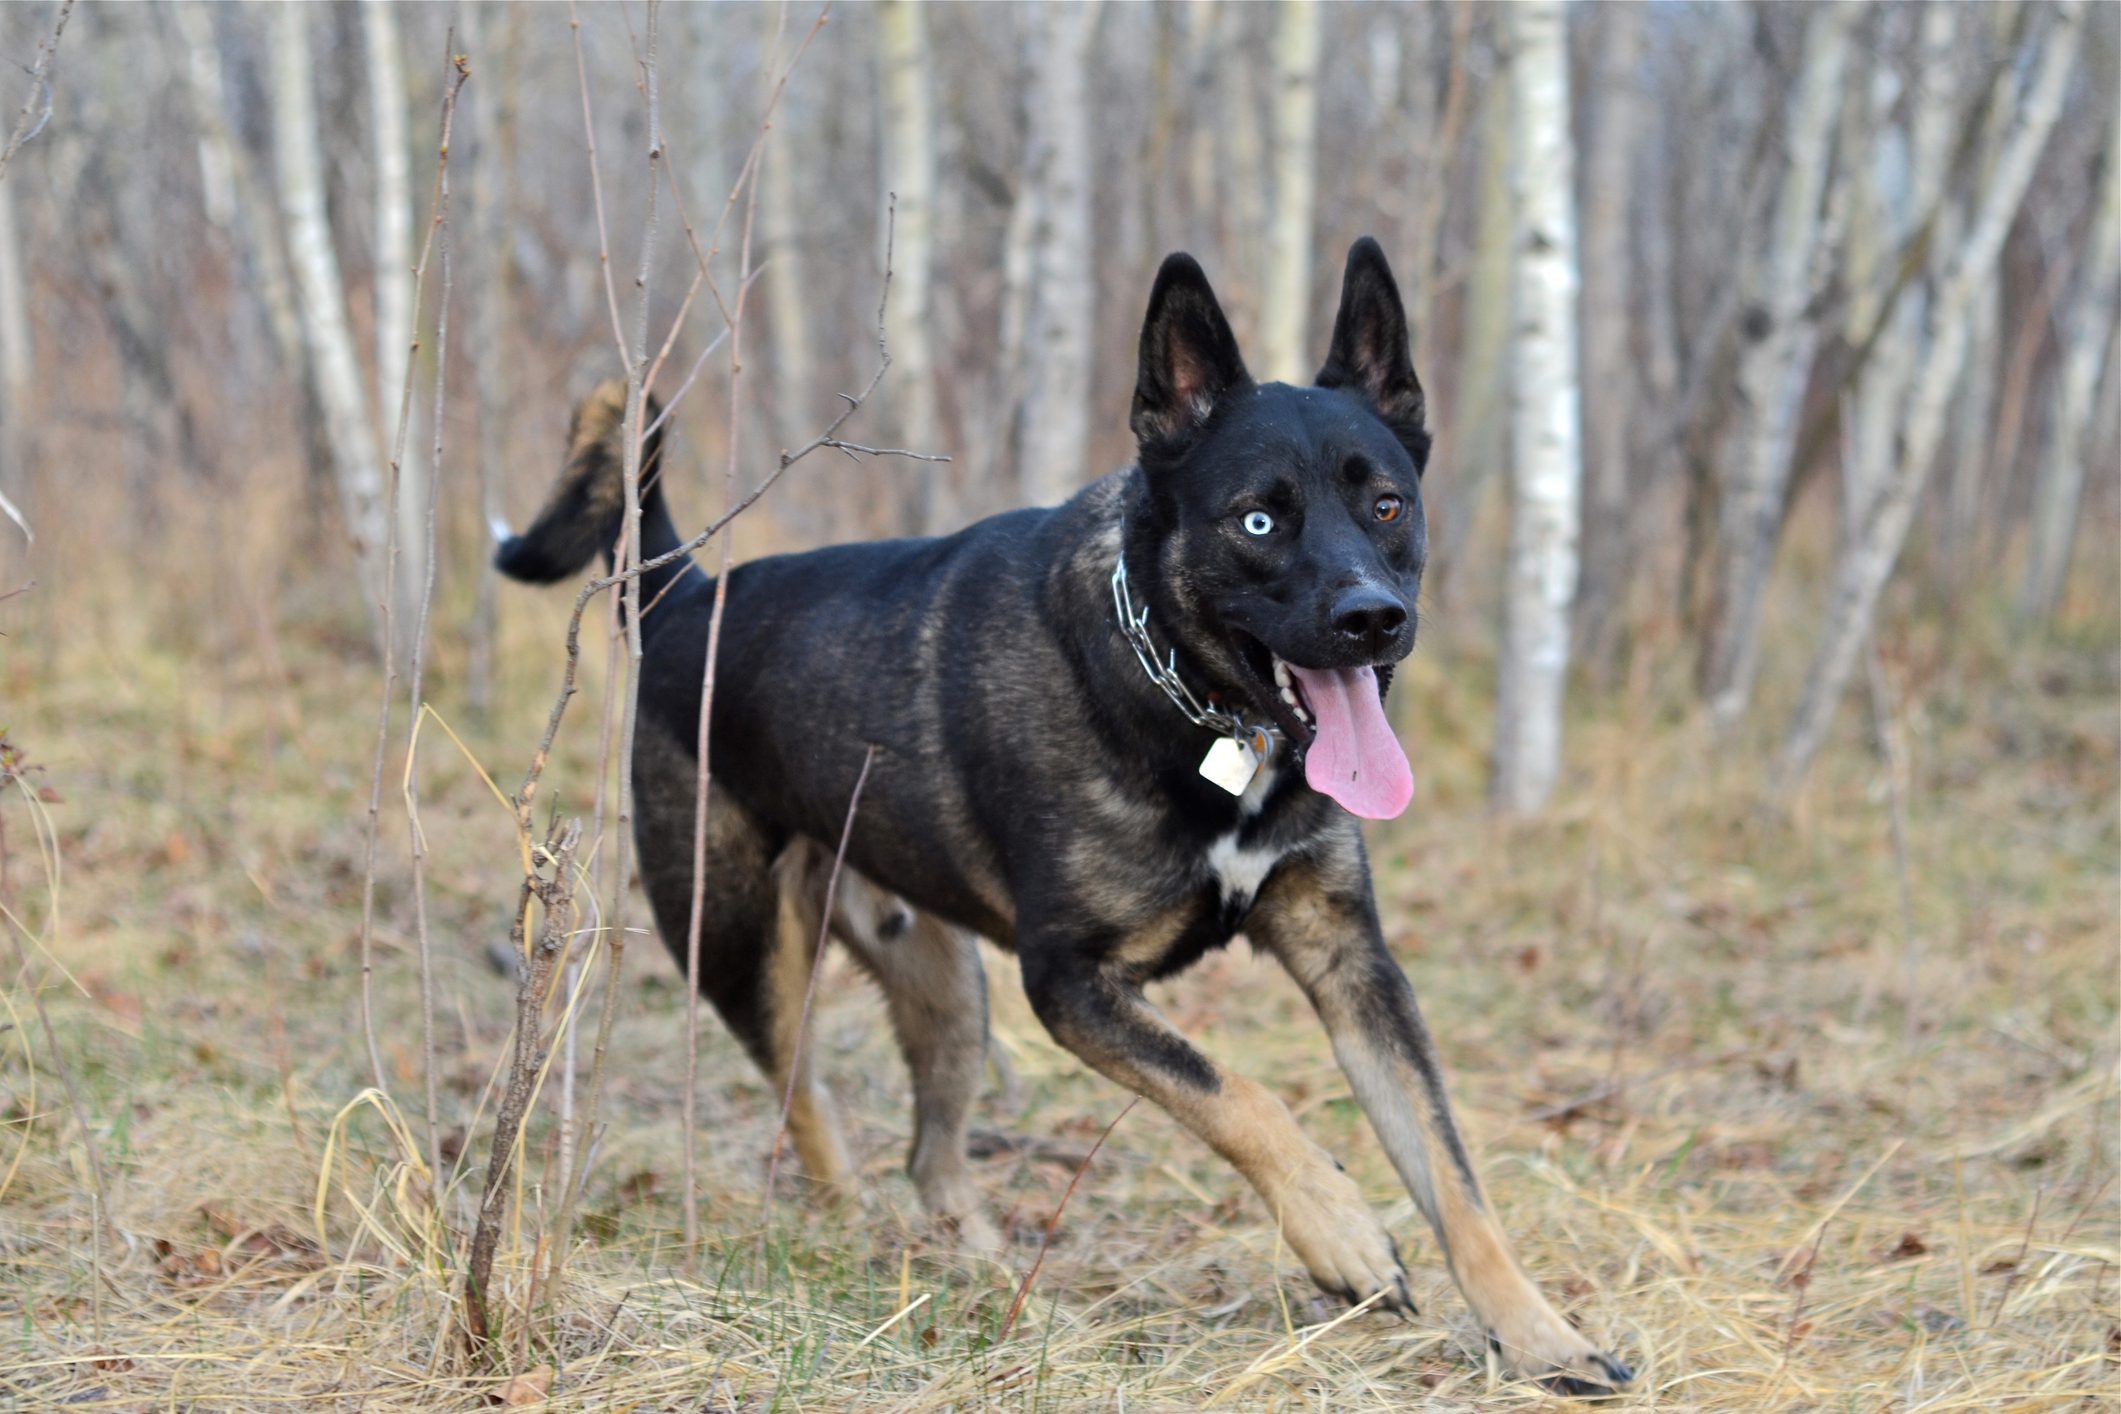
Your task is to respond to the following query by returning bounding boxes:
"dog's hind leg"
[631,727,852,1194]
[1248,850,1633,1397]
[834,898,993,1245]
[786,844,996,1244]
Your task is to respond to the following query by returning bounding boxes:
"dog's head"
[1129,238,1427,819]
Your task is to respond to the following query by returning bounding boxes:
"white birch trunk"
[1703,2,1857,731]
[2019,106,2120,623]
[877,0,945,529]
[1778,0,2082,789]
[1016,0,1099,506]
[0,176,28,543]
[365,0,422,623]
[1259,0,1320,383]
[1491,0,1581,816]
[271,2,390,641]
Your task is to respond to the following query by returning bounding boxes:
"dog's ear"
[1316,238,1429,461]
[1131,253,1251,451]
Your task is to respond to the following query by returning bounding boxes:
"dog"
[497,239,1631,1395]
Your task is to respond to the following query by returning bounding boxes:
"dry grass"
[0,480,2114,1411]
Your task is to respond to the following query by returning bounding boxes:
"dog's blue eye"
[1242,511,1274,537]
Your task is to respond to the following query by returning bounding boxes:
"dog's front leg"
[1018,938,1412,1311]
[1249,853,1632,1397]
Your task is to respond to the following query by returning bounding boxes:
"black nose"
[1330,586,1409,652]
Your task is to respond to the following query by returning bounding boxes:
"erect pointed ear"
[1131,253,1252,450]
[1316,238,1428,451]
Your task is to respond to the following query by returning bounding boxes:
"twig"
[546,0,662,1294]
[399,47,470,1213]
[464,819,581,1352]
[679,7,780,1268]
[760,744,877,1234]
[354,42,470,1124]
[993,1098,1137,1348]
[0,0,72,184]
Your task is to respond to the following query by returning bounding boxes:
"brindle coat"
[497,240,1630,1395]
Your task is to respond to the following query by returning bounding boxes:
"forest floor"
[0,547,2115,1411]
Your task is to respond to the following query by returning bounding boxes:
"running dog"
[497,239,1630,1395]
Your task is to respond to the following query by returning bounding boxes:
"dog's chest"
[1201,760,1290,913]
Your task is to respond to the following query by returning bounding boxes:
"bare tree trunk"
[1016,0,1099,506]
[173,0,304,375]
[1571,0,1645,662]
[1224,11,1268,343]
[1777,0,2081,792]
[1182,1,1221,258]
[1258,0,1320,383]
[366,0,422,624]
[271,1,390,642]
[1491,0,1581,817]
[761,111,815,463]
[1701,2,1857,733]
[877,0,945,530]
[2019,111,2119,624]
[1438,71,1516,590]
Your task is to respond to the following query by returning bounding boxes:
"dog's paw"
[1486,1303,1631,1398]
[1273,1163,1413,1315]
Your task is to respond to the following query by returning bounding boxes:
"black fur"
[498,241,1627,1395]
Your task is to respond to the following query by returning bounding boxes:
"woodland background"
[0,2,2114,1410]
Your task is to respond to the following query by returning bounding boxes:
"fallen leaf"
[494,1366,553,1406]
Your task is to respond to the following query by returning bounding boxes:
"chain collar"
[1111,553,1278,748]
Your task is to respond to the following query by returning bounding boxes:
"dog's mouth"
[1231,635,1413,820]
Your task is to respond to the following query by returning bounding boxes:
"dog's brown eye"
[1374,495,1403,524]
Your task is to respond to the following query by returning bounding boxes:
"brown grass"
[0,468,2114,1410]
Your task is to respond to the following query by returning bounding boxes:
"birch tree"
[877,0,945,529]
[173,0,301,375]
[1777,0,2083,790]
[271,1,391,642]
[1016,0,1098,505]
[365,0,422,619]
[1701,2,1858,733]
[2018,102,2118,624]
[1491,0,1581,816]
[1258,0,1320,383]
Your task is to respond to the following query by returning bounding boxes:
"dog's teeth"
[1273,660,1291,688]
[1280,687,1298,706]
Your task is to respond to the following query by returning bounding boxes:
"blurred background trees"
[0,0,2112,808]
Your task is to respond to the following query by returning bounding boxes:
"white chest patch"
[1206,831,1284,910]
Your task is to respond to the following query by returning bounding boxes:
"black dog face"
[1131,239,1429,818]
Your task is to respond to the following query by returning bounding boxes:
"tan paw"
[1487,1295,1632,1397]
[1270,1162,1413,1313]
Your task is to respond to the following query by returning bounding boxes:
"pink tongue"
[1287,665,1413,820]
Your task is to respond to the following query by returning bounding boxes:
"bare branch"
[0,0,72,184]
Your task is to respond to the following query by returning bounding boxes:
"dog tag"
[1198,734,1259,796]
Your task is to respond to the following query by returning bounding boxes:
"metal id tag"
[1198,733,1261,796]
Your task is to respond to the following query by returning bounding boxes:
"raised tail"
[494,379,689,597]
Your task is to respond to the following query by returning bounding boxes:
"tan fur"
[766,846,853,1190]
[774,839,998,1247]
[1251,851,1618,1388]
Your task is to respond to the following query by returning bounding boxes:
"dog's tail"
[494,379,688,599]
